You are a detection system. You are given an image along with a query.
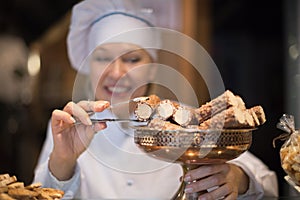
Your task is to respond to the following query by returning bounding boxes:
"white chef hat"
[67,0,160,74]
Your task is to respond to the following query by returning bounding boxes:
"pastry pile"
[134,90,266,130]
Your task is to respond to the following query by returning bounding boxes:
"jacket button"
[127,179,134,186]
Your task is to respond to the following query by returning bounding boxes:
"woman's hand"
[184,163,249,200]
[49,100,110,181]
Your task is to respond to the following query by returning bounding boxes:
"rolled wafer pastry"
[173,106,198,127]
[0,174,10,181]
[134,102,154,121]
[195,90,246,123]
[145,94,161,106]
[247,108,260,126]
[235,95,247,110]
[198,106,255,129]
[249,105,266,125]
[148,118,183,130]
[0,176,17,187]
[156,99,179,120]
[134,95,161,121]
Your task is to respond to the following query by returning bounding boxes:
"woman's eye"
[123,57,141,63]
[94,56,112,62]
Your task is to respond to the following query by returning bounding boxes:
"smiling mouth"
[105,86,132,95]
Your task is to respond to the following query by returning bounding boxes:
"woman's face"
[89,43,154,103]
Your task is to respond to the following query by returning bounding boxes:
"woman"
[33,0,278,199]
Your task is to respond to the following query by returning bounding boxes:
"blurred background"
[0,0,297,197]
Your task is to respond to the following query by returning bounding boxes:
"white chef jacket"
[33,110,278,199]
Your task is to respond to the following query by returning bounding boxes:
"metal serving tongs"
[74,96,150,125]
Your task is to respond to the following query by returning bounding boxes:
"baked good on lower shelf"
[0,174,64,200]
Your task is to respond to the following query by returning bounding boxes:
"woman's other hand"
[184,163,249,200]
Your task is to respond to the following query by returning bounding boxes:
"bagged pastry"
[275,114,300,187]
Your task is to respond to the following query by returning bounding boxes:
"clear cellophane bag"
[275,114,300,190]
